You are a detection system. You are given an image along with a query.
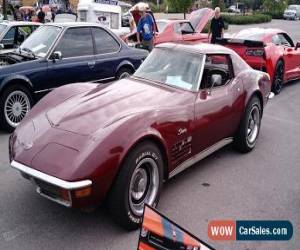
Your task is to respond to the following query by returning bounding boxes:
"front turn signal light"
[74,187,92,198]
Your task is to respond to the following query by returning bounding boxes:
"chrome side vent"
[171,136,192,165]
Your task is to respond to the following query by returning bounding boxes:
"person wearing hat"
[136,6,155,52]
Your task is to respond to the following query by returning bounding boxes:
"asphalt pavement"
[0,20,299,250]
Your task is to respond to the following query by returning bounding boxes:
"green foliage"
[165,0,193,13]
[262,0,288,17]
[222,13,272,24]
[212,0,225,11]
[149,2,167,13]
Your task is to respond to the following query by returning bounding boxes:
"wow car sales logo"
[208,220,293,241]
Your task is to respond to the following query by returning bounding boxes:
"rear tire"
[116,67,133,80]
[234,96,262,153]
[0,84,33,132]
[108,142,163,230]
[272,60,284,95]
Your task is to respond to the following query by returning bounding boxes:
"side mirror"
[208,74,222,94]
[295,42,300,50]
[0,44,4,49]
[50,51,62,61]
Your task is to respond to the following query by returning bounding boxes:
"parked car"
[0,22,148,132]
[227,3,245,14]
[216,28,300,94]
[10,43,272,230]
[283,5,300,20]
[0,21,40,53]
[124,8,214,46]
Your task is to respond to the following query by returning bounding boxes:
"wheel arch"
[0,75,34,97]
[119,133,170,182]
[249,90,264,116]
[116,61,135,74]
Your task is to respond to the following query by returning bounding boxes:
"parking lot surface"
[0,20,299,250]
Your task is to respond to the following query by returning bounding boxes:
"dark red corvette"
[217,28,300,94]
[10,43,272,230]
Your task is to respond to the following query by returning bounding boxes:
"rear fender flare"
[116,60,135,73]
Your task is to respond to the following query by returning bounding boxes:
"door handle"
[88,61,96,69]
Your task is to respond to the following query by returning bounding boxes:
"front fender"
[0,74,33,93]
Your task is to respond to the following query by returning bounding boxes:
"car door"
[47,27,97,89]
[193,54,243,153]
[279,33,300,80]
[91,27,122,81]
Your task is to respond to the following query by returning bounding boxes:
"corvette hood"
[46,78,190,135]
[188,8,214,33]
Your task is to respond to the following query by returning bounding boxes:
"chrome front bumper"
[11,160,92,207]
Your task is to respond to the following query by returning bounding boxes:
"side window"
[2,27,16,46]
[92,27,120,54]
[280,33,294,47]
[277,34,292,47]
[272,34,280,45]
[55,27,94,58]
[174,22,194,35]
[200,54,233,89]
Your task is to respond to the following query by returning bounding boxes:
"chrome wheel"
[247,106,260,144]
[129,158,159,217]
[119,72,131,79]
[4,90,31,128]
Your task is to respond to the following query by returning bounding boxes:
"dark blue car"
[0,22,148,132]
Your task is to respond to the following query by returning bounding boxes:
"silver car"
[283,5,300,20]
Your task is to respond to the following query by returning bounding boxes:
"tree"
[212,0,225,11]
[166,0,193,18]
[263,0,288,15]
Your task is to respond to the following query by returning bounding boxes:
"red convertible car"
[10,43,272,230]
[154,8,214,45]
[124,8,214,46]
[216,28,300,94]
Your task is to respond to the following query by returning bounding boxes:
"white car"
[0,21,40,53]
[283,5,300,20]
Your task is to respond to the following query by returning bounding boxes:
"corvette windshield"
[0,24,7,35]
[20,26,61,58]
[134,48,204,91]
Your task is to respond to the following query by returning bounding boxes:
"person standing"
[209,7,225,44]
[37,8,45,23]
[14,5,23,21]
[136,6,155,52]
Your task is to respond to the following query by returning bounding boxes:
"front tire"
[234,96,262,153]
[108,142,163,230]
[272,60,284,95]
[116,67,133,80]
[0,85,33,132]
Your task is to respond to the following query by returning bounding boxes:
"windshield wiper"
[21,47,36,59]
